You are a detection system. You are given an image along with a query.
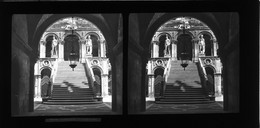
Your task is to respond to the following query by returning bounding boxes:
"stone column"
[148,75,155,98]
[192,38,199,62]
[212,39,218,56]
[40,41,46,58]
[100,40,104,57]
[172,39,177,61]
[37,75,41,98]
[214,73,222,97]
[81,40,86,62]
[101,74,109,97]
[153,41,159,58]
[58,40,64,61]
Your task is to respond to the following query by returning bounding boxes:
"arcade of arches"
[35,17,111,102]
[11,14,123,115]
[147,17,223,103]
[128,13,239,114]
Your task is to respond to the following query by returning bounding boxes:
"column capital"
[171,39,178,43]
[211,38,217,42]
[214,73,222,75]
[59,40,65,45]
[101,74,109,77]
[35,74,41,77]
[147,74,155,77]
[153,41,160,45]
[192,38,200,43]
[40,40,46,45]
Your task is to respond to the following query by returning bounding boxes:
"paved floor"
[144,102,224,114]
[31,101,114,116]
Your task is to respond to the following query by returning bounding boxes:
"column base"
[86,54,92,58]
[147,96,155,101]
[198,53,205,57]
[215,95,223,101]
[34,97,42,102]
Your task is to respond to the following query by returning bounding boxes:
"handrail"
[49,58,58,98]
[164,59,171,83]
[86,59,96,82]
[162,58,171,96]
[198,58,209,96]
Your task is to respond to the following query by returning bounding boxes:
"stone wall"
[12,15,31,115]
[128,14,146,114]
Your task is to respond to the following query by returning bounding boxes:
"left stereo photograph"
[11,14,123,116]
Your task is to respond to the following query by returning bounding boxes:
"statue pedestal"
[164,54,171,58]
[199,53,205,57]
[86,54,92,58]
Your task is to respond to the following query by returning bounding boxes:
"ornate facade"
[147,17,223,101]
[34,17,111,100]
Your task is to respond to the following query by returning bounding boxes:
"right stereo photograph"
[128,13,239,114]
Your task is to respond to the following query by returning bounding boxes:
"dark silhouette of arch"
[154,67,164,78]
[41,68,51,79]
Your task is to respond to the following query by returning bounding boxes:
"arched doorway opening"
[40,68,52,98]
[64,35,80,61]
[205,67,215,95]
[41,68,51,78]
[93,68,102,96]
[177,34,192,60]
[153,67,164,98]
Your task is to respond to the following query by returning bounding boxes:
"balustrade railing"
[162,58,171,97]
[198,58,210,97]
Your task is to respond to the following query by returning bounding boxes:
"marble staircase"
[156,60,212,104]
[43,61,101,105]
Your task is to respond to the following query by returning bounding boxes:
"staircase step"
[47,99,96,102]
[155,101,214,104]
[51,97,93,100]
[43,101,103,105]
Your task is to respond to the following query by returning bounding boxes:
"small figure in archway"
[164,35,171,56]
[86,35,92,55]
[199,35,205,54]
[52,36,58,57]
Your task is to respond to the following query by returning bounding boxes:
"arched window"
[45,36,53,57]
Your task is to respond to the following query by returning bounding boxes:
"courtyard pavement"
[144,101,224,114]
[30,96,114,116]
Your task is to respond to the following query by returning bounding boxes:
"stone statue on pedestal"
[86,35,92,55]
[199,35,205,54]
[164,35,171,56]
[52,36,58,57]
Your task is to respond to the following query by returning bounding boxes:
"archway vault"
[32,14,117,59]
[143,13,224,53]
